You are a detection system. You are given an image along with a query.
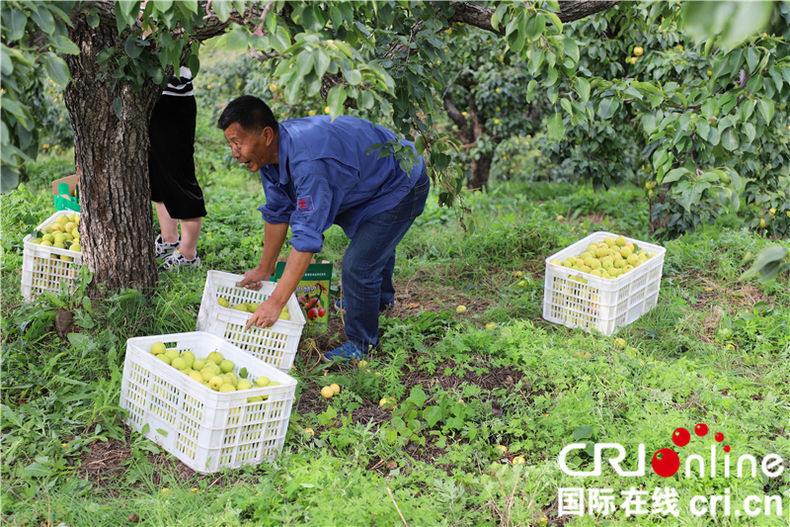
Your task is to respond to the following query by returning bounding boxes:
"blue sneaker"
[322,341,364,363]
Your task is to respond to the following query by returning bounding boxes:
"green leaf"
[179,0,198,14]
[757,99,774,123]
[327,85,347,119]
[313,48,330,79]
[113,96,123,119]
[741,245,789,283]
[573,425,593,440]
[154,0,174,10]
[742,122,756,145]
[4,9,27,42]
[721,128,739,151]
[662,168,690,184]
[124,36,143,59]
[574,77,590,103]
[719,2,773,49]
[409,386,427,408]
[295,49,315,78]
[547,112,565,140]
[345,69,362,85]
[358,90,374,109]
[224,26,249,51]
[423,406,442,427]
[0,50,12,76]
[695,119,710,140]
[23,463,51,478]
[51,35,80,55]
[560,97,572,117]
[212,0,232,22]
[30,6,56,34]
[563,37,579,64]
[545,11,562,33]
[39,53,71,87]
[282,73,303,105]
[596,98,619,120]
[706,126,720,146]
[491,3,509,31]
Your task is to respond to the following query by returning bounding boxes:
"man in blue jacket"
[218,95,429,362]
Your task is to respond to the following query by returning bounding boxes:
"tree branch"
[447,0,623,34]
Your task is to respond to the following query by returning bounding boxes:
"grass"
[1,110,789,526]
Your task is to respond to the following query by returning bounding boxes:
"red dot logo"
[724,445,731,453]
[715,432,724,442]
[695,423,709,437]
[672,427,690,447]
[652,448,680,477]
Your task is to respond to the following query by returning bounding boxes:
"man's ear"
[263,126,276,145]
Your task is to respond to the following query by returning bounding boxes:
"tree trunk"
[64,15,161,295]
[467,95,493,191]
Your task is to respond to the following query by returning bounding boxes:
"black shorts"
[148,95,206,219]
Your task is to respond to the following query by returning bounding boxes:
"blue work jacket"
[257,116,425,253]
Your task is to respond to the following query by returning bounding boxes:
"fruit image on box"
[119,332,298,474]
[196,271,305,372]
[542,231,666,336]
[21,211,83,301]
[272,261,333,333]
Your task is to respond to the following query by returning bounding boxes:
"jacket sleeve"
[287,159,357,253]
[257,173,294,225]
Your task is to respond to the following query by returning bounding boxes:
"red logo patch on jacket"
[297,196,314,213]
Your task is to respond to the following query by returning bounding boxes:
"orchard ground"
[2,111,789,525]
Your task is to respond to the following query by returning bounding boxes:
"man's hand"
[237,266,270,291]
[246,298,284,330]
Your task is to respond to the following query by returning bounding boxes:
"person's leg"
[154,201,179,243]
[177,217,202,260]
[378,251,397,310]
[338,170,430,352]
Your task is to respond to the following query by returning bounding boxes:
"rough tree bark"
[61,1,233,296]
[444,82,500,192]
[63,15,162,294]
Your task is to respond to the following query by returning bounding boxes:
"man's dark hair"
[217,95,279,134]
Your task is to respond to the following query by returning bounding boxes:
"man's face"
[223,122,277,172]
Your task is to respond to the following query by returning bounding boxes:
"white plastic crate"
[21,211,82,301]
[542,231,666,336]
[119,331,298,474]
[196,271,306,373]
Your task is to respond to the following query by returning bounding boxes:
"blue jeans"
[342,167,430,350]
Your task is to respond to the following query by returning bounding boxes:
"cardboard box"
[272,259,333,333]
[52,174,80,212]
